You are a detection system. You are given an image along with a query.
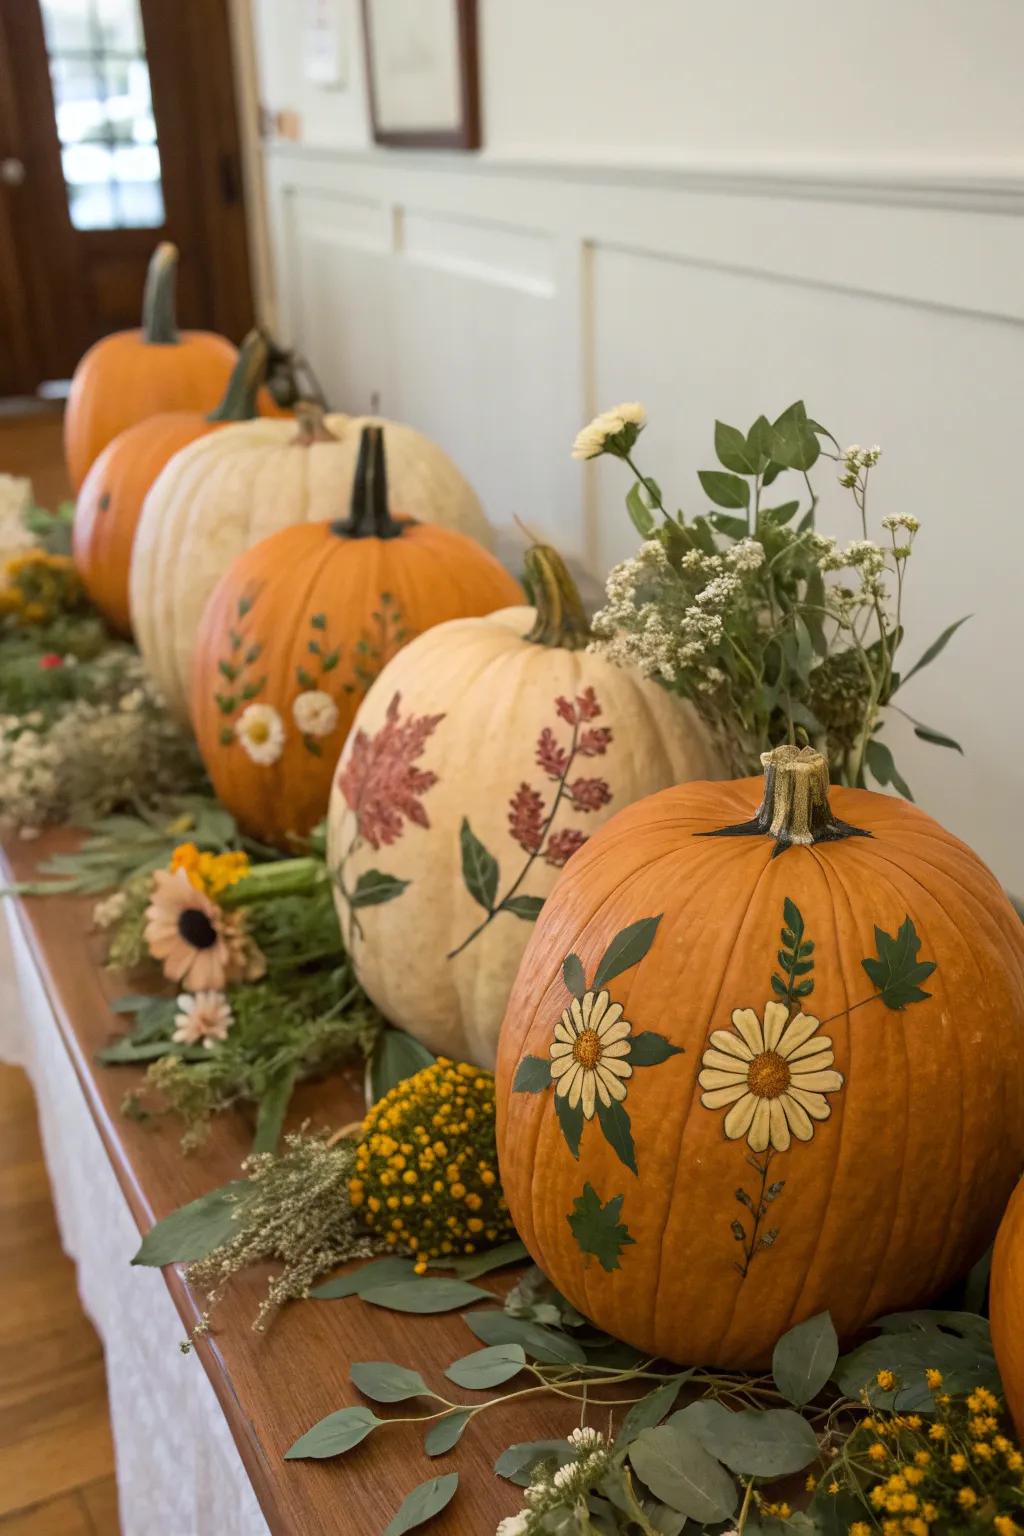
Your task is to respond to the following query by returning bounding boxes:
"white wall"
[250,0,1024,885]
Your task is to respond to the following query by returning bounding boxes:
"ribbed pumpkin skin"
[495,776,1024,1369]
[991,1178,1024,1440]
[191,521,522,848]
[130,415,492,721]
[326,611,719,1068]
[64,330,237,490]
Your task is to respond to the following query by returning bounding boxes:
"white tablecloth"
[1,901,271,1536]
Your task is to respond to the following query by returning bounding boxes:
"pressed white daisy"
[172,989,234,1049]
[292,688,339,737]
[699,1001,844,1153]
[549,988,633,1119]
[571,402,647,460]
[235,702,285,765]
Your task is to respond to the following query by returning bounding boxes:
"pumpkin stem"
[206,330,268,422]
[141,242,180,344]
[702,744,870,857]
[291,400,338,446]
[524,545,591,650]
[332,425,405,541]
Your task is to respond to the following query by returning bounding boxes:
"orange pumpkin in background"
[495,745,1024,1370]
[72,331,278,637]
[190,425,523,848]
[991,1177,1024,1440]
[64,242,237,490]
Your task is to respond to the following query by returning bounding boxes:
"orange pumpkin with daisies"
[991,1178,1024,1440]
[495,744,1024,1369]
[190,425,522,848]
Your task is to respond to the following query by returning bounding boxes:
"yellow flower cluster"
[350,1058,513,1273]
[0,550,83,625]
[170,842,251,899]
[850,1376,1024,1536]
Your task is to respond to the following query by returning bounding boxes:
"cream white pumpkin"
[327,546,720,1068]
[129,406,491,721]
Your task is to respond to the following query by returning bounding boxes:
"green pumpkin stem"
[206,330,269,422]
[141,242,180,345]
[291,400,338,446]
[524,545,591,650]
[332,425,404,541]
[703,744,870,857]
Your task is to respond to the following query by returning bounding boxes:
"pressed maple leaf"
[567,1183,635,1272]
[861,915,936,1010]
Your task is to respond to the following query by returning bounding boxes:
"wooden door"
[0,0,254,397]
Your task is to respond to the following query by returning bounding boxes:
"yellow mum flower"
[925,1368,943,1389]
[876,1369,897,1391]
[868,1442,888,1462]
[957,1487,978,1509]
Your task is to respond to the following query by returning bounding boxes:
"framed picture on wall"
[361,0,480,150]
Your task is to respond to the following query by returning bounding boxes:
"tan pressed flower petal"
[580,1070,597,1119]
[709,1028,754,1062]
[789,1068,844,1093]
[698,1066,749,1090]
[580,992,597,1029]
[779,1093,814,1142]
[567,1066,586,1111]
[597,1014,630,1045]
[731,1008,765,1055]
[763,1000,790,1050]
[555,1061,581,1099]
[786,1086,832,1119]
[785,1032,833,1063]
[600,1038,631,1059]
[701,1082,749,1110]
[768,1098,791,1152]
[723,1092,758,1140]
[550,1053,577,1079]
[598,1055,632,1080]
[554,1014,575,1044]
[550,1039,574,1059]
[747,1098,772,1153]
[570,997,587,1034]
[776,1011,821,1058]
[596,1064,627,1102]
[702,1047,754,1075]
[594,1071,612,1109]
[786,1048,834,1075]
[587,990,611,1031]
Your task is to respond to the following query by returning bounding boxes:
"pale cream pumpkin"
[129,405,491,721]
[326,546,720,1068]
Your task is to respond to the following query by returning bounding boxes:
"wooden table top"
[3,830,579,1536]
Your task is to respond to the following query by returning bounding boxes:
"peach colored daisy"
[173,991,234,1050]
[144,868,235,992]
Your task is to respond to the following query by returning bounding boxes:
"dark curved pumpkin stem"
[142,242,180,344]
[702,744,870,857]
[332,425,405,541]
[291,400,338,446]
[206,330,269,422]
[524,545,591,651]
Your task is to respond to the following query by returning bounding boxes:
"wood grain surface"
[2,830,586,1536]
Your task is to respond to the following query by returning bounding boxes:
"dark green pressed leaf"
[562,952,586,998]
[501,893,544,921]
[251,1064,297,1155]
[459,818,499,912]
[676,1400,818,1476]
[899,614,971,687]
[445,1343,526,1389]
[285,1405,381,1460]
[424,1411,472,1457]
[627,482,657,537]
[698,469,750,509]
[865,738,914,801]
[627,1422,737,1523]
[131,1180,250,1266]
[596,1098,637,1174]
[714,420,760,475]
[360,1277,490,1314]
[351,869,411,908]
[616,1374,693,1448]
[513,1055,551,1093]
[861,915,936,1010]
[435,1239,528,1279]
[495,1439,576,1486]
[311,1255,415,1300]
[382,1472,458,1535]
[628,1031,683,1067]
[463,1310,587,1365]
[350,1360,430,1403]
[772,1311,839,1406]
[554,1089,583,1158]
[367,1028,435,1105]
[593,915,662,990]
[567,1183,635,1271]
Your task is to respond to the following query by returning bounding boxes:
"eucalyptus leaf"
[772,1310,838,1406]
[350,1360,430,1403]
[382,1472,458,1535]
[911,721,963,753]
[617,1374,692,1448]
[900,614,971,687]
[251,1063,297,1154]
[865,737,913,801]
[361,1277,490,1314]
[131,1180,250,1266]
[495,1439,576,1487]
[311,1255,415,1300]
[464,1310,587,1365]
[445,1343,526,1389]
[677,1402,819,1476]
[835,1313,998,1410]
[627,1423,737,1523]
[285,1405,381,1460]
[425,1410,472,1457]
[436,1239,529,1279]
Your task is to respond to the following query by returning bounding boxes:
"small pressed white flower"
[173,990,234,1049]
[93,891,128,930]
[496,1515,531,1536]
[571,401,647,460]
[568,1426,604,1449]
[292,689,339,737]
[235,703,285,765]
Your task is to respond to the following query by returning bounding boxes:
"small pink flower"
[173,990,234,1050]
[569,777,612,813]
[536,726,569,779]
[555,695,577,725]
[338,691,444,851]
[39,652,63,670]
[544,828,587,867]
[575,687,601,722]
[508,782,545,853]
